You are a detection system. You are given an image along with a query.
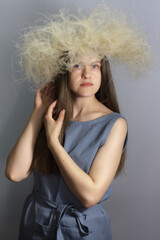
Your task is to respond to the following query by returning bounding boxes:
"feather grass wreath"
[16,3,153,90]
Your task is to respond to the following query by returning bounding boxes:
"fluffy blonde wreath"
[16,4,153,89]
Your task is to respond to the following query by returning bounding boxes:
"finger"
[46,100,57,116]
[57,109,65,125]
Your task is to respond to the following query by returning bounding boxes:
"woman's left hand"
[43,100,65,148]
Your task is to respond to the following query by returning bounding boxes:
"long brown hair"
[28,57,127,178]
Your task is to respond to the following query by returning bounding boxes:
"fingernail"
[62,109,65,114]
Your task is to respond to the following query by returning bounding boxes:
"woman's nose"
[81,66,91,78]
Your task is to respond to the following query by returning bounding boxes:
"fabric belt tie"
[56,204,89,235]
[33,191,103,237]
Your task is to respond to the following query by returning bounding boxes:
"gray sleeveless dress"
[18,112,128,240]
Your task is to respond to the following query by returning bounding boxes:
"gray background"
[0,0,159,239]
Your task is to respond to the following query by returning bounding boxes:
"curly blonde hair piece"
[16,3,153,90]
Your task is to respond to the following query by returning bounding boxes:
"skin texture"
[69,57,101,98]
[43,56,128,208]
[5,82,55,181]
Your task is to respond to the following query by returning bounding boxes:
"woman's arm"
[5,82,54,182]
[5,109,44,182]
[48,117,127,208]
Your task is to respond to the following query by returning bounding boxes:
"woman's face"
[68,56,101,98]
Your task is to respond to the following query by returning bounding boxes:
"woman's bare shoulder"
[97,103,114,116]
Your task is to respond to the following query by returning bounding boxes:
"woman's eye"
[92,64,99,69]
[73,64,81,68]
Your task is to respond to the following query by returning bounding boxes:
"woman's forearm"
[5,109,44,182]
[49,140,96,208]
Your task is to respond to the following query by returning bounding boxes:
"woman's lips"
[80,82,93,87]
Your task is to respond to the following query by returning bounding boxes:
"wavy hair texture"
[16,3,153,91]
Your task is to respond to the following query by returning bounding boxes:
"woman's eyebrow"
[91,61,101,64]
[77,61,101,65]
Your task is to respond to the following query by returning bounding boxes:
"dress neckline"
[69,112,117,124]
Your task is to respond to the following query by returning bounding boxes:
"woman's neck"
[71,96,111,121]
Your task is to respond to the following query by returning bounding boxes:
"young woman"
[5,4,152,240]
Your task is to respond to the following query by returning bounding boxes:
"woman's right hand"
[34,81,55,115]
